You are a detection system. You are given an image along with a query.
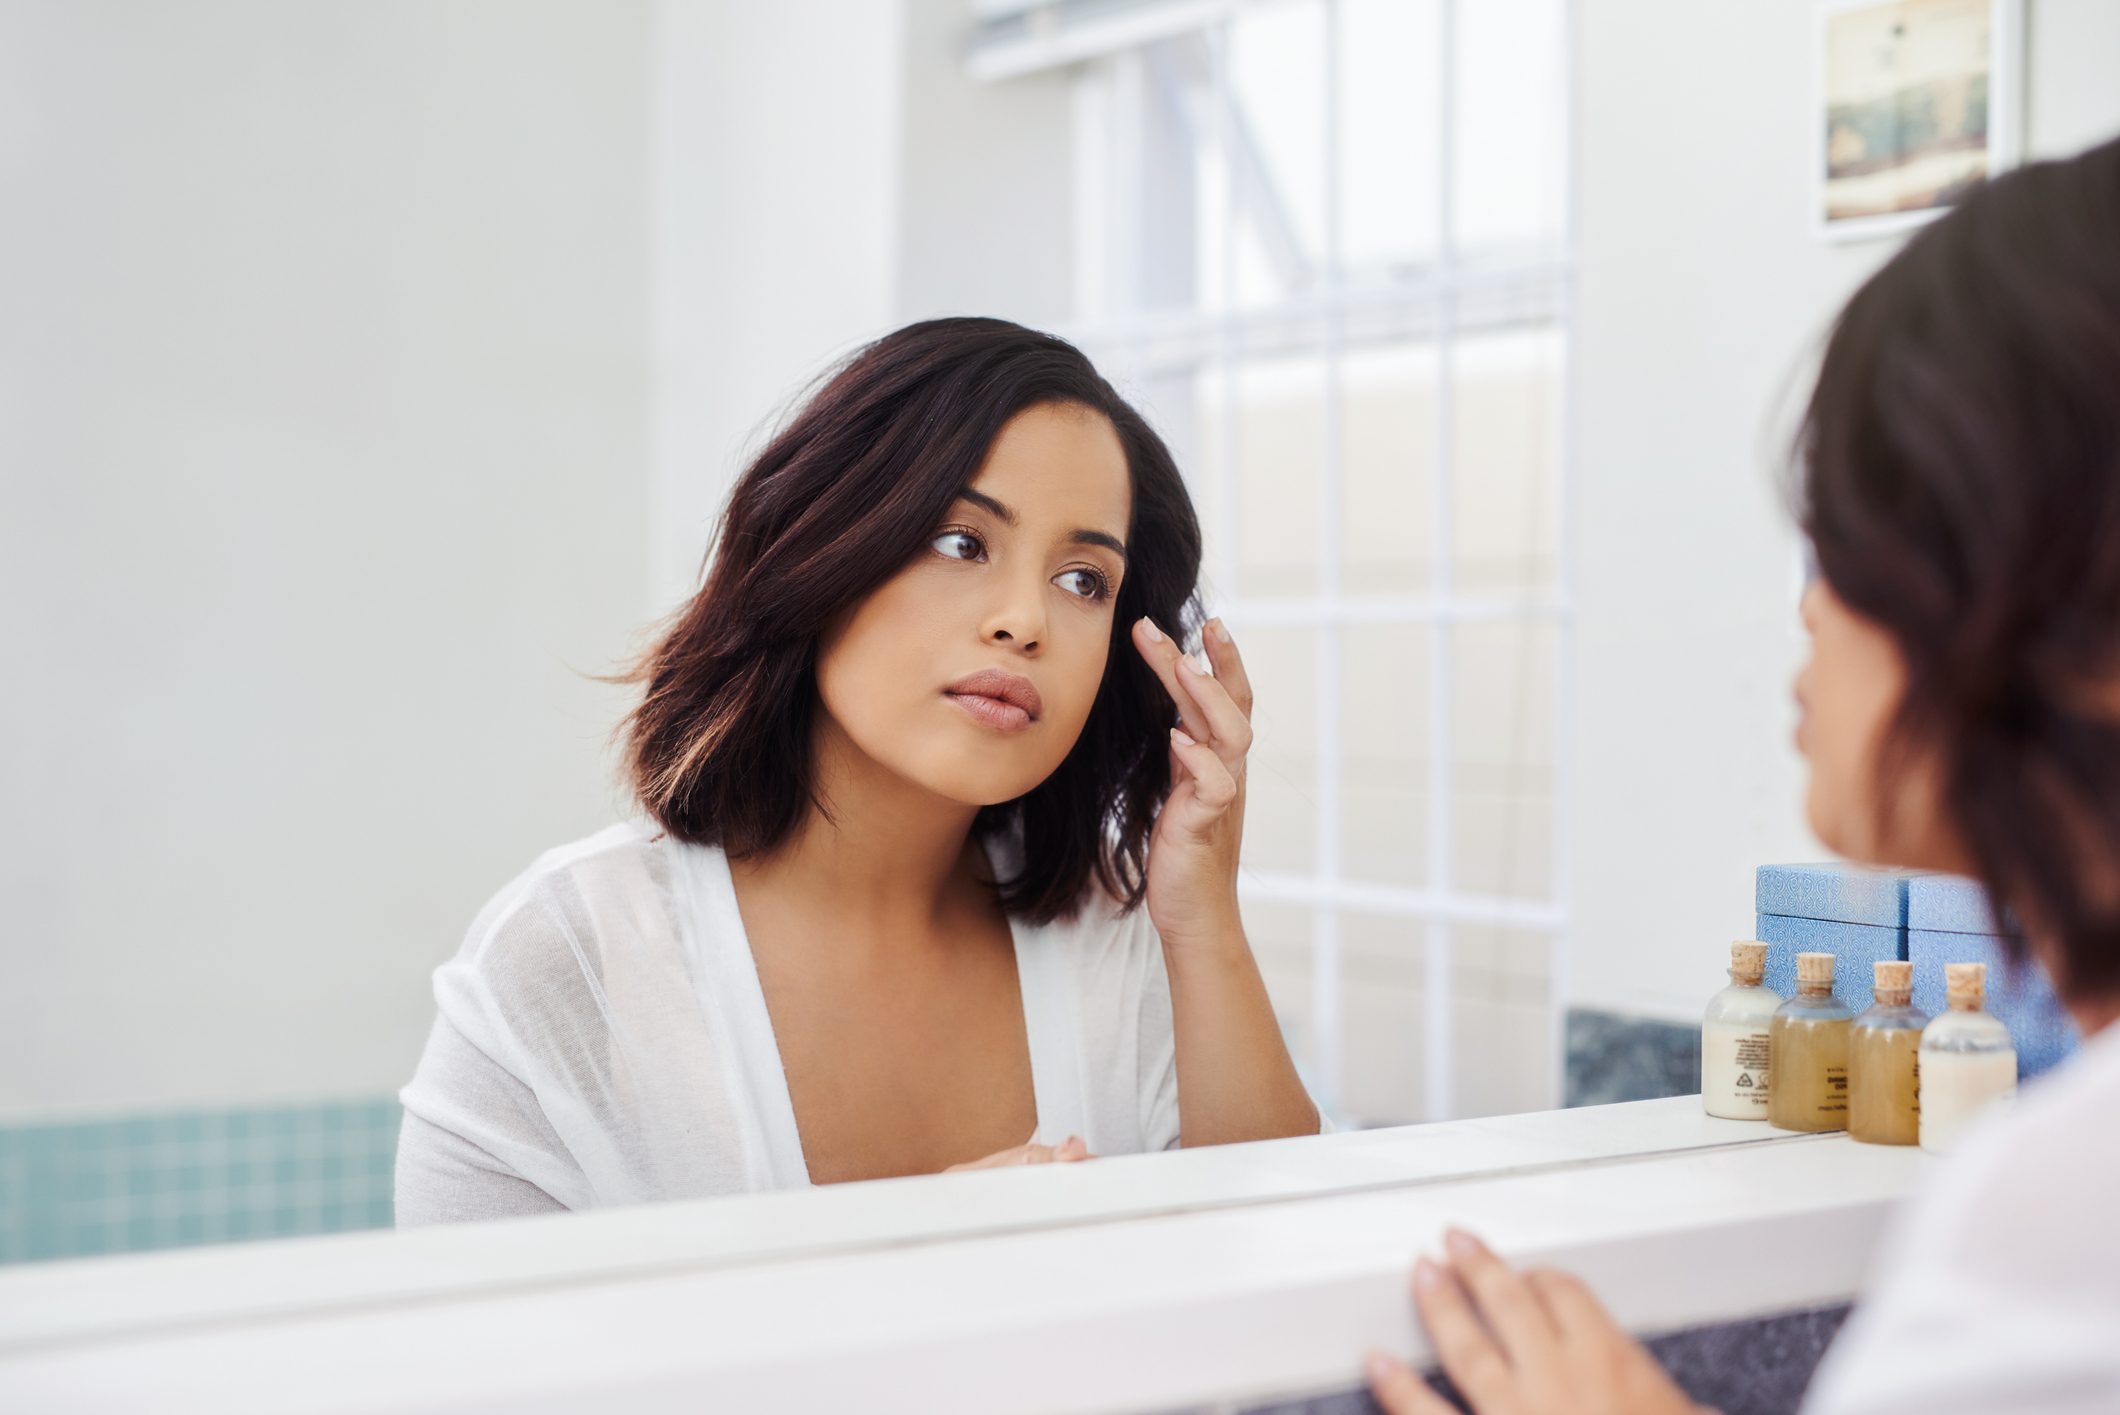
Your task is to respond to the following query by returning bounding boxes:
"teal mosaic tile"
[0,1097,400,1267]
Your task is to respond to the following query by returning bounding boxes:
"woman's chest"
[751,919,1041,1184]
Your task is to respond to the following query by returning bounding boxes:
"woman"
[395,318,1321,1221]
[1366,134,2120,1415]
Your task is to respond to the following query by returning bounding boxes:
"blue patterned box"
[1906,875,2076,1079]
[1755,864,1918,1016]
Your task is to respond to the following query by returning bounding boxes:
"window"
[978,0,1573,1124]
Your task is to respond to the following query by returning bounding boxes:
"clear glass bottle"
[1848,960,1926,1145]
[1703,941,1778,1119]
[1769,952,1853,1132]
[1919,962,2018,1154]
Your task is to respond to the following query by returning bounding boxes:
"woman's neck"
[2068,994,2120,1038]
[731,714,987,932]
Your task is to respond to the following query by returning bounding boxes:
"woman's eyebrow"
[956,487,1129,561]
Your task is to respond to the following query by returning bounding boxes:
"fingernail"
[1139,617,1164,643]
[1171,727,1196,748]
[1176,652,1202,675]
[1365,1351,1396,1384]
[1208,617,1229,642]
[1414,1256,1443,1291]
[1445,1229,1478,1260]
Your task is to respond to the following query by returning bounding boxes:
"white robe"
[394,819,1186,1223]
[1805,1013,2120,1414]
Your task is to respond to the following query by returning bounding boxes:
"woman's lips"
[943,668,1042,734]
[947,692,1034,732]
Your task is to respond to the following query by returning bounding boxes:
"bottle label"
[1706,1028,1772,1116]
[1823,1065,1848,1114]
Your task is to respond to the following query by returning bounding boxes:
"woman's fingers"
[1201,617,1254,716]
[1133,617,1253,764]
[1130,618,1213,740]
[1411,1256,1516,1411]
[944,1135,1096,1172]
[1444,1228,1558,1363]
[1175,653,1254,761]
[1364,1352,1458,1415]
[1526,1266,1617,1349]
[1169,728,1239,825]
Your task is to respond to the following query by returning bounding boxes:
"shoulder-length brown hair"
[620,317,1203,924]
[1797,135,2120,1000]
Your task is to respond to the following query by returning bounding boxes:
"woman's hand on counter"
[1366,1228,1710,1415]
[943,1135,1093,1171]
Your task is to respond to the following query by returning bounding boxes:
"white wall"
[0,1,652,1119]
[1568,0,2120,1021]
[647,0,907,610]
[645,0,1074,610]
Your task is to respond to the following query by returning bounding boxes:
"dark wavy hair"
[1796,134,2120,1000]
[619,317,1203,925]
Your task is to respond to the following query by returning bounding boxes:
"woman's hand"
[1131,616,1252,952]
[1366,1229,1709,1415]
[943,1135,1093,1172]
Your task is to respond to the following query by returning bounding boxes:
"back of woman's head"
[1799,134,2120,998]
[621,316,1202,924]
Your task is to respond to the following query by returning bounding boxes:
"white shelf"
[0,1097,1930,1413]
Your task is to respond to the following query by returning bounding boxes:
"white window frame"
[1021,0,1577,1124]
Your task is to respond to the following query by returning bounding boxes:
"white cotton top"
[1803,1014,2120,1415]
[394,819,1184,1225]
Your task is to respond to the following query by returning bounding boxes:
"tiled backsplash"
[0,1098,399,1266]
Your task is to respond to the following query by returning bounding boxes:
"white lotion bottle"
[1703,941,1778,1119]
[1919,961,2018,1154]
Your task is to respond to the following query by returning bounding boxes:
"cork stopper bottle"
[1769,951,1853,1132]
[1848,960,1926,1145]
[1703,941,1778,1120]
[1919,962,2017,1153]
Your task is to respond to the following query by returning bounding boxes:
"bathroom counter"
[0,1097,1932,1413]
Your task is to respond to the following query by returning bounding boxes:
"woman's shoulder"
[1902,1021,2120,1280]
[455,819,687,974]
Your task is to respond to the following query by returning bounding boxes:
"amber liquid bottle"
[1769,952,1853,1132]
[1848,960,1926,1145]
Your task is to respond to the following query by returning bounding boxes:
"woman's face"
[815,402,1134,808]
[1794,577,1964,871]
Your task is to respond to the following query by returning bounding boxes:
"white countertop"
[0,1097,1932,1413]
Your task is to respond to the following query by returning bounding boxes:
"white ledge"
[0,1096,1931,1413]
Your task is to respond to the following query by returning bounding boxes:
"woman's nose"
[980,575,1047,653]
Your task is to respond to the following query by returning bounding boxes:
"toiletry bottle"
[1919,962,2018,1154]
[1848,960,1926,1145]
[1769,951,1853,1132]
[1703,941,1777,1119]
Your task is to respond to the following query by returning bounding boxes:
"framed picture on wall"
[1816,0,2023,241]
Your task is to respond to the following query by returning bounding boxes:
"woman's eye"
[932,530,984,562]
[1055,568,1111,602]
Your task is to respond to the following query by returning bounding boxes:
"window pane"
[1209,0,1328,310]
[1343,339,1437,597]
[1449,618,1556,901]
[1235,622,1317,875]
[1196,349,1326,598]
[1452,325,1562,597]
[1339,912,1428,1126]
[1453,0,1566,259]
[1339,0,1443,274]
[1245,901,1320,1084]
[1340,624,1429,888]
[1452,928,1556,1117]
